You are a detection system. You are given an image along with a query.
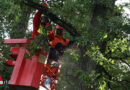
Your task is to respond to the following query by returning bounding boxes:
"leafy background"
[0,0,130,90]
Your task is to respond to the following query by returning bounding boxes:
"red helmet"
[42,3,47,7]
[56,25,63,30]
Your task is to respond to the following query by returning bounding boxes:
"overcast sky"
[115,0,130,18]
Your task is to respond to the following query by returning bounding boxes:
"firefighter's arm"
[64,39,70,46]
[33,11,41,27]
[32,10,41,38]
[49,38,59,48]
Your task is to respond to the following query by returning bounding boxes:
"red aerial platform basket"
[4,39,45,90]
[4,38,62,90]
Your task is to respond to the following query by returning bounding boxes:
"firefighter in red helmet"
[50,25,70,49]
[47,25,75,66]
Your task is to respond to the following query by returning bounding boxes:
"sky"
[115,0,130,18]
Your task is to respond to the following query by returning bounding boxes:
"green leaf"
[111,60,114,64]
[100,62,103,65]
[103,34,107,39]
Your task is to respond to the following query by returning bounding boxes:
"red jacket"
[50,35,69,48]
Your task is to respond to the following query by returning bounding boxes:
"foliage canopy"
[0,0,130,90]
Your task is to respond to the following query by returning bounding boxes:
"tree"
[0,0,130,90]
[24,0,130,90]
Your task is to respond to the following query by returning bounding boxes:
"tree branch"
[111,57,130,67]
[23,0,80,37]
[96,65,112,89]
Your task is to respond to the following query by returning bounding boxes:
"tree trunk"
[78,1,116,89]
[79,45,96,73]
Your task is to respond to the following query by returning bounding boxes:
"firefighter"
[32,3,54,41]
[47,25,75,66]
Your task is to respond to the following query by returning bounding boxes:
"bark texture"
[78,1,116,89]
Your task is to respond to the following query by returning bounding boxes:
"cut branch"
[23,0,80,37]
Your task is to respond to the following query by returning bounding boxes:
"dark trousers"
[48,40,75,62]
